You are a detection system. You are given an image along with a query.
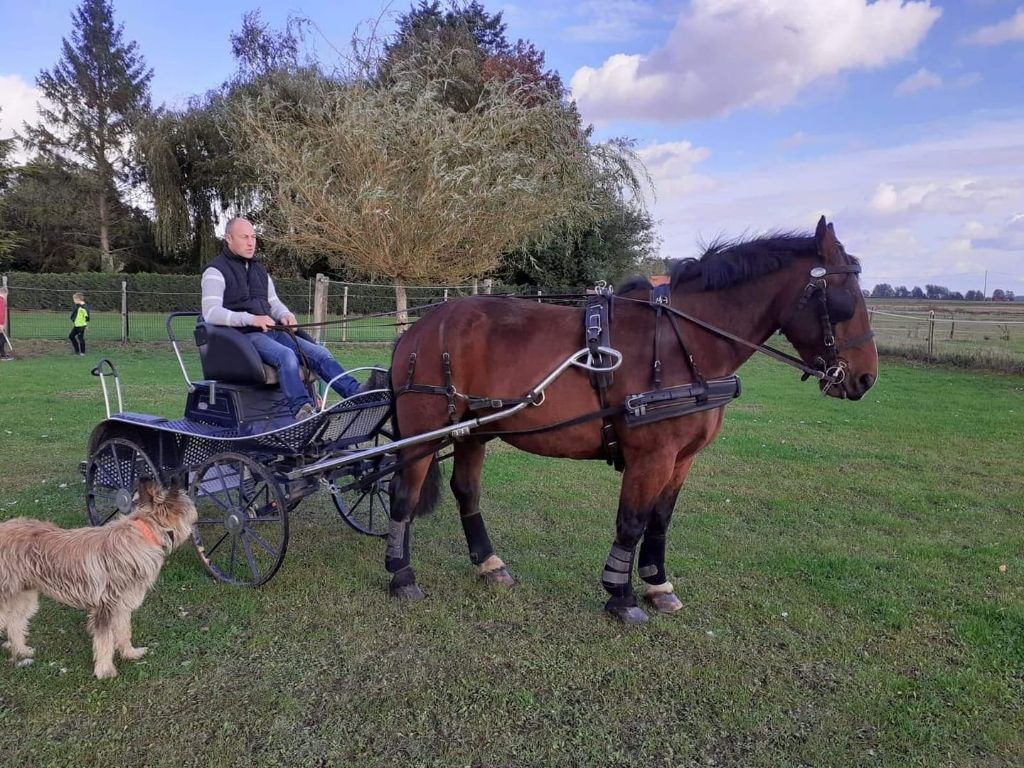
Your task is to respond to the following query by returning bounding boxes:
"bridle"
[782,261,876,394]
[615,258,876,392]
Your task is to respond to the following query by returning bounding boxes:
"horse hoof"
[606,604,649,625]
[645,591,683,614]
[389,583,426,602]
[481,566,515,587]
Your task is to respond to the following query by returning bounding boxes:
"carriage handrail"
[319,366,391,413]
[166,311,202,387]
[90,358,123,418]
[283,345,623,481]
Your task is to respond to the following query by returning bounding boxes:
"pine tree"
[23,0,152,272]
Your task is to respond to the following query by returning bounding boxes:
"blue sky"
[1,0,1022,294]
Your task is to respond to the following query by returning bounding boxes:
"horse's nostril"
[859,373,876,392]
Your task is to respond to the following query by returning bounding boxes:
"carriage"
[81,310,622,588]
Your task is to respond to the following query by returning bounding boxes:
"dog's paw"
[3,641,34,659]
[121,646,148,660]
[94,664,119,679]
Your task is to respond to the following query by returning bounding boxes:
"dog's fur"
[0,480,197,678]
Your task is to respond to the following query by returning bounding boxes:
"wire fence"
[0,275,567,346]
[867,300,1024,373]
[4,275,1022,373]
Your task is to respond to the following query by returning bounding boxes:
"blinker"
[826,289,856,323]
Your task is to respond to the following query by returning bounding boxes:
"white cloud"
[964,7,1024,46]
[894,67,942,96]
[969,212,1024,251]
[570,0,941,122]
[869,178,1023,216]
[637,139,714,198]
[0,74,43,140]
[645,116,1024,293]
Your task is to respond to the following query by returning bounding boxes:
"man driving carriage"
[201,217,365,420]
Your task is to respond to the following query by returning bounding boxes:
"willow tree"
[236,46,643,321]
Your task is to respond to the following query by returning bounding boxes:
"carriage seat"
[194,320,317,387]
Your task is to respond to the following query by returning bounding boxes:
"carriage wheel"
[86,437,159,526]
[330,437,395,537]
[189,452,289,587]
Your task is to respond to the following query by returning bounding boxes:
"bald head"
[224,217,257,259]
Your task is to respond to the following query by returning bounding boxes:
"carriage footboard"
[624,375,741,427]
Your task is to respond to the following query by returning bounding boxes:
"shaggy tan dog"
[0,480,197,678]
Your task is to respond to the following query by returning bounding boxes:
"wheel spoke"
[110,443,127,490]
[241,532,261,583]
[195,517,228,526]
[206,531,229,557]
[246,527,279,560]
[246,516,283,524]
[99,509,120,525]
[228,536,238,576]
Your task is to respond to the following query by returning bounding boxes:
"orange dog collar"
[131,519,163,550]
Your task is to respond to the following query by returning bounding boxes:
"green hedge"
[3,272,579,316]
[4,272,312,313]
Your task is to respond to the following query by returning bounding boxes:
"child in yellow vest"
[69,291,90,356]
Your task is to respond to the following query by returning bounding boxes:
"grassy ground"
[0,343,1022,767]
[5,310,411,345]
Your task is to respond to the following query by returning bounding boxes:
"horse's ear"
[815,215,828,242]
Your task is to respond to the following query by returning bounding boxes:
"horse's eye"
[827,289,856,322]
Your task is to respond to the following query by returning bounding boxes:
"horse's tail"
[414,456,442,518]
[386,345,442,520]
[388,453,442,519]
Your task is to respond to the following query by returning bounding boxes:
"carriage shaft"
[283,345,622,482]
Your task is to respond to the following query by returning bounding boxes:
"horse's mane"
[615,230,860,296]
[674,231,825,291]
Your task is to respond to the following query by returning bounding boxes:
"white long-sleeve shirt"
[201,266,291,327]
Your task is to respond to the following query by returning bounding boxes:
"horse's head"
[780,216,878,400]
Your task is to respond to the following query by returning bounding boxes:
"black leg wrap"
[601,544,636,600]
[460,512,494,566]
[637,533,667,585]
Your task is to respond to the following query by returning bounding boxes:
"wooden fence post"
[483,278,493,295]
[927,310,935,358]
[472,280,479,296]
[312,274,328,343]
[342,285,349,343]
[443,288,449,302]
[121,280,128,342]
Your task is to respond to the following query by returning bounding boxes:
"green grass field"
[4,309,408,345]
[0,342,1022,767]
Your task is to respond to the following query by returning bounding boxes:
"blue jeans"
[247,331,361,414]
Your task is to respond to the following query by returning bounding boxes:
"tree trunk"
[394,279,408,333]
[98,192,114,272]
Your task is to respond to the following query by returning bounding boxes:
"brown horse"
[384,216,878,622]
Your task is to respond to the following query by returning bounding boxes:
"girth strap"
[583,291,623,471]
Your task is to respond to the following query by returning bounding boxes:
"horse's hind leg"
[602,457,674,624]
[638,456,695,614]
[385,450,440,602]
[452,441,512,586]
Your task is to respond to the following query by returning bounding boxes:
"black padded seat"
[194,321,317,386]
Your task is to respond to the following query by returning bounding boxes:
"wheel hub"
[115,489,133,514]
[225,513,244,534]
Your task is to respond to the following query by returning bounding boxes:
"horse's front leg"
[452,440,512,586]
[637,456,695,614]
[386,451,440,601]
[602,457,674,624]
